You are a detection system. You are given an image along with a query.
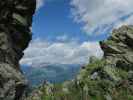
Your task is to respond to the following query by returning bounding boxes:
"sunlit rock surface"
[100,25,133,70]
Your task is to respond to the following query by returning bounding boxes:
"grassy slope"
[27,58,133,100]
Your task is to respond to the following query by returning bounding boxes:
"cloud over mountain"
[71,0,133,35]
[20,38,103,66]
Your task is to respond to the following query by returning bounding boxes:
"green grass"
[28,58,133,100]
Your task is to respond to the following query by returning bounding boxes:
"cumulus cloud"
[20,38,103,66]
[36,0,45,10]
[70,0,133,35]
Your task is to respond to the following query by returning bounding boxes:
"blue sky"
[20,0,133,66]
[32,0,109,42]
[32,0,87,42]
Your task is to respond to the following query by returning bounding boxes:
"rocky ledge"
[100,25,133,70]
[0,0,36,100]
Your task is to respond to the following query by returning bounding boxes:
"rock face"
[0,0,36,100]
[100,25,133,71]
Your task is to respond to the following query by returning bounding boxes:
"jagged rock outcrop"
[28,25,133,100]
[100,25,133,71]
[0,0,36,100]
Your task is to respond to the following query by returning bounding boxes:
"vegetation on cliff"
[28,58,133,100]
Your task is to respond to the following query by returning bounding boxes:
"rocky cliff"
[0,0,36,100]
[28,25,133,100]
[100,25,133,70]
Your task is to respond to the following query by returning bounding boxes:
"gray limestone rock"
[100,25,133,70]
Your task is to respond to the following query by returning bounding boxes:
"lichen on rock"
[0,0,36,100]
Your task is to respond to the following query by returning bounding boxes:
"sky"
[20,0,133,66]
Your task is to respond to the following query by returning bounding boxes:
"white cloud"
[20,38,103,66]
[36,0,45,10]
[56,35,68,42]
[116,15,133,28]
[70,0,133,35]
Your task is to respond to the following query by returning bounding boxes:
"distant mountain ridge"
[21,64,81,86]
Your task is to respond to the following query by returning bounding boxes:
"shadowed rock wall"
[0,0,36,100]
